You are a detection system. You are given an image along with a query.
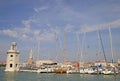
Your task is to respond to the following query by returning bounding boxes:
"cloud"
[40,31,55,42]
[34,6,48,12]
[0,26,33,41]
[1,18,119,42]
[0,18,60,42]
[2,29,18,38]
[33,30,41,36]
[64,24,75,32]
[0,27,56,42]
[61,19,120,33]
[79,19,120,33]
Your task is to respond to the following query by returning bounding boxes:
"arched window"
[10,64,12,68]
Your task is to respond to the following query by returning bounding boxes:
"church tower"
[28,49,33,65]
[5,42,20,72]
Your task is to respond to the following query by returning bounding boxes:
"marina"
[2,34,120,75]
[3,28,120,75]
[0,0,120,81]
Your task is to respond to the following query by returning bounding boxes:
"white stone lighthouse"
[5,42,20,72]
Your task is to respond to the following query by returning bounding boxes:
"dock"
[19,70,37,73]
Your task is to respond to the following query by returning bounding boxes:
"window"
[16,64,17,67]
[10,55,13,57]
[10,64,12,68]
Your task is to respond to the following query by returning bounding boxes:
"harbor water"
[0,67,120,81]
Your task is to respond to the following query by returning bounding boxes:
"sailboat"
[79,32,87,74]
[66,32,87,74]
[102,26,119,75]
[54,31,67,73]
[66,32,81,74]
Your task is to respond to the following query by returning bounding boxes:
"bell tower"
[28,49,33,65]
[5,42,20,72]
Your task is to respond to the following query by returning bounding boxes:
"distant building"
[5,42,20,72]
[0,62,6,67]
[94,60,107,67]
[117,59,120,66]
[36,60,55,67]
[19,61,28,68]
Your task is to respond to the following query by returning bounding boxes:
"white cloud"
[79,19,120,33]
[33,30,41,36]
[1,18,119,42]
[110,19,120,27]
[64,24,74,32]
[0,18,60,43]
[40,31,55,42]
[2,29,18,38]
[0,27,56,42]
[34,6,48,12]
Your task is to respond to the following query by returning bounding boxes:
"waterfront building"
[117,59,120,66]
[36,60,55,67]
[94,60,107,67]
[5,42,20,72]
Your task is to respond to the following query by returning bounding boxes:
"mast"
[37,41,40,61]
[80,32,86,65]
[76,32,81,61]
[55,32,59,62]
[109,25,114,63]
[63,31,66,62]
[97,29,102,61]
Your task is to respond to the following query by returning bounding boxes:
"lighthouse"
[5,42,20,72]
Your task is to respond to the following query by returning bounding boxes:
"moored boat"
[54,68,67,73]
[37,67,54,73]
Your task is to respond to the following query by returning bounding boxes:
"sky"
[0,0,120,63]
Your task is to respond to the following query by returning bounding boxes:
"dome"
[11,42,17,46]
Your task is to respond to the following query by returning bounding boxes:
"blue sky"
[0,0,120,62]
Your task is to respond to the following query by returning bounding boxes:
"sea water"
[0,67,120,81]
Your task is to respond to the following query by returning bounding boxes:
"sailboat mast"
[37,41,40,61]
[80,32,86,63]
[96,29,102,61]
[55,32,59,62]
[63,31,66,62]
[109,26,114,63]
[97,29,101,55]
[76,32,81,61]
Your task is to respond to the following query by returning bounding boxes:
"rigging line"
[98,30,107,63]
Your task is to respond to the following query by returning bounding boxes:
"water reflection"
[102,75,118,81]
[5,72,18,81]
